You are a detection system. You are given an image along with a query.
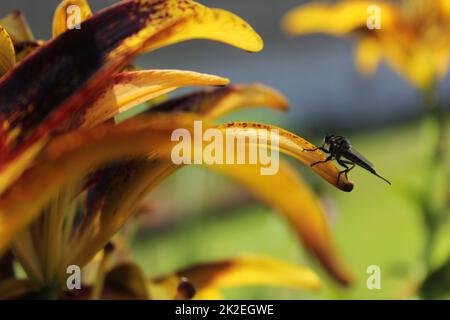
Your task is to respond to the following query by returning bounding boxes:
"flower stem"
[419,83,448,272]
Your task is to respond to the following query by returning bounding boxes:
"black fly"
[305,134,391,185]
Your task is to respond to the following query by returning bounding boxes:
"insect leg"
[338,159,356,179]
[335,158,355,184]
[310,155,334,167]
[344,164,355,179]
[303,146,330,153]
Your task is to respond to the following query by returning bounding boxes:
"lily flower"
[282,0,450,90]
[0,0,352,299]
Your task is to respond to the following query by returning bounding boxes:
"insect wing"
[348,147,374,167]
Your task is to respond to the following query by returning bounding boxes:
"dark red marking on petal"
[148,86,235,114]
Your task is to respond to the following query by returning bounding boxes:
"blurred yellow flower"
[283,0,450,90]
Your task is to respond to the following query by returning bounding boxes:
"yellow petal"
[143,6,263,53]
[83,70,230,127]
[282,1,397,36]
[431,40,450,81]
[210,162,352,285]
[66,87,348,268]
[178,256,321,300]
[0,26,15,76]
[0,119,351,254]
[0,11,34,44]
[52,0,93,38]
[68,160,180,268]
[217,122,353,191]
[355,36,382,76]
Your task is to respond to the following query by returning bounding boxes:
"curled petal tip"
[340,181,354,192]
[234,83,289,111]
[253,35,264,52]
[252,83,289,110]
